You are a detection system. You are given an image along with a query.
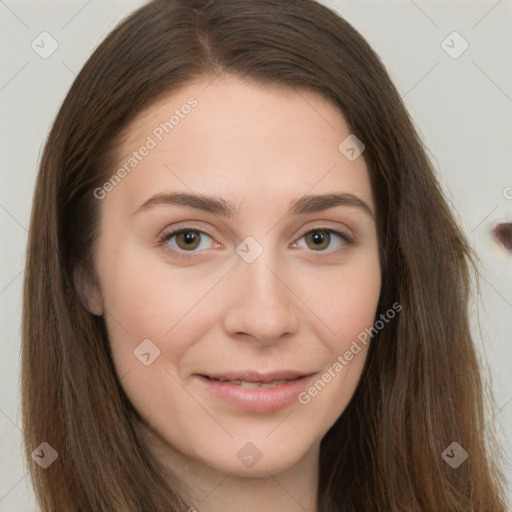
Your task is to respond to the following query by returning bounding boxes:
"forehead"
[107,75,373,214]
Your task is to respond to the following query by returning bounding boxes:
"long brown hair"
[21,0,507,510]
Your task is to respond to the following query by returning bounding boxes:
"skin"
[82,75,381,512]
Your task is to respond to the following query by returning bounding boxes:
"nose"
[222,251,300,345]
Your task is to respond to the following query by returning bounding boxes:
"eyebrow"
[132,191,375,220]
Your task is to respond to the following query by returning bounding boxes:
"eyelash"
[157,226,355,258]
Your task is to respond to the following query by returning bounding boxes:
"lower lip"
[195,374,316,413]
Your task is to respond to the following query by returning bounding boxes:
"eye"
[158,226,354,257]
[160,228,215,252]
[294,228,354,252]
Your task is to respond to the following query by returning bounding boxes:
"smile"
[195,372,317,413]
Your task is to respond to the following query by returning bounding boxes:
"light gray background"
[1,0,511,510]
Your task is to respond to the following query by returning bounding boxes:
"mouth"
[199,369,313,385]
[195,370,318,413]
[201,375,302,389]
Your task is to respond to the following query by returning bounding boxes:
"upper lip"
[199,370,316,383]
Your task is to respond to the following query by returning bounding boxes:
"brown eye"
[295,228,354,253]
[162,229,214,252]
[304,230,331,251]
[175,230,201,250]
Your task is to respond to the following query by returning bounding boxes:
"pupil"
[183,232,196,244]
[313,232,324,244]
[308,230,329,250]
[177,230,200,250]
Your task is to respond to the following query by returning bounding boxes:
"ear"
[74,260,104,316]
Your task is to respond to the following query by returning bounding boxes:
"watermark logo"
[441,31,469,60]
[93,97,198,200]
[237,442,262,468]
[441,442,468,469]
[236,236,264,264]
[31,442,58,469]
[298,302,402,405]
[338,134,365,161]
[134,338,161,366]
[31,32,59,59]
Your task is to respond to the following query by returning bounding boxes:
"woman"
[21,0,507,510]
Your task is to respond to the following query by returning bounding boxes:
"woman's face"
[86,75,381,478]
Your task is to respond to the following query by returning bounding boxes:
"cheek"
[102,242,210,326]
[298,250,382,353]
[96,251,167,357]
[97,242,231,372]
[293,255,380,421]
[96,248,209,430]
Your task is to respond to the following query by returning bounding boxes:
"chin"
[197,437,317,478]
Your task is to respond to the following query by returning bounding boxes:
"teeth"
[239,380,287,389]
[211,377,288,388]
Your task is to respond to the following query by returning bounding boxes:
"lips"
[195,371,318,413]
[203,376,290,389]
[200,370,312,384]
